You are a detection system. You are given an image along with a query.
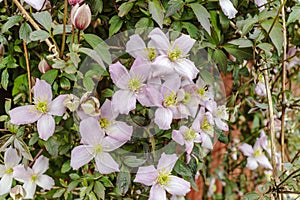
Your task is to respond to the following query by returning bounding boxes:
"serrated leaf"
[190,3,211,35]
[1,16,23,33]
[19,22,32,43]
[174,159,193,177]
[109,15,123,37]
[94,181,105,199]
[1,69,9,90]
[118,2,134,17]
[149,0,164,28]
[30,30,50,41]
[32,11,52,32]
[166,0,184,17]
[261,19,283,55]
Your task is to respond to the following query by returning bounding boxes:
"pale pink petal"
[94,152,120,174]
[239,143,254,157]
[109,62,130,90]
[154,107,173,130]
[246,157,258,170]
[13,165,32,182]
[36,174,54,190]
[184,140,194,154]
[173,59,199,81]
[80,117,104,145]
[157,153,178,172]
[215,117,229,131]
[130,57,151,82]
[149,184,167,200]
[165,175,191,196]
[136,86,155,107]
[9,105,42,125]
[4,148,21,168]
[0,174,12,195]
[126,34,147,59]
[134,165,158,186]
[172,129,185,146]
[48,95,67,116]
[149,28,170,54]
[152,55,175,77]
[192,107,205,131]
[0,165,5,176]
[102,136,127,152]
[23,181,37,199]
[24,0,45,10]
[145,85,163,107]
[112,90,136,115]
[70,145,94,170]
[33,79,52,103]
[256,156,273,169]
[37,114,55,141]
[172,34,195,55]
[32,156,49,175]
[106,121,132,142]
[161,75,181,96]
[100,99,118,121]
[200,133,213,149]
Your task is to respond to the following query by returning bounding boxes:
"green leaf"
[19,22,32,43]
[41,69,58,85]
[53,24,72,35]
[1,69,9,90]
[223,44,253,60]
[261,19,283,55]
[91,0,103,15]
[1,16,23,33]
[166,0,184,17]
[287,6,300,25]
[123,156,146,167]
[12,74,28,96]
[117,165,131,195]
[109,15,123,37]
[182,22,199,39]
[118,2,134,17]
[83,76,95,91]
[212,49,227,72]
[32,11,52,32]
[199,69,215,85]
[67,180,80,192]
[53,188,65,198]
[190,3,211,35]
[60,77,71,90]
[149,0,164,28]
[4,98,11,114]
[174,159,193,177]
[135,17,151,29]
[215,128,229,144]
[30,30,50,41]
[100,176,114,187]
[44,137,59,156]
[228,38,253,48]
[14,137,33,161]
[79,47,105,70]
[94,181,105,200]
[242,192,260,200]
[61,160,71,173]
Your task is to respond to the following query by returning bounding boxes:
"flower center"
[182,92,191,104]
[253,148,263,157]
[147,48,156,61]
[168,46,182,62]
[128,78,142,91]
[201,117,213,132]
[34,101,48,113]
[99,118,110,129]
[157,172,170,186]
[5,167,13,175]
[31,174,38,182]
[164,92,177,107]
[184,129,197,141]
[94,144,103,155]
[197,88,205,98]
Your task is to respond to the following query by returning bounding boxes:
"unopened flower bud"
[68,0,84,6]
[10,185,26,200]
[71,4,91,31]
[79,92,100,117]
[38,59,52,74]
[64,94,80,112]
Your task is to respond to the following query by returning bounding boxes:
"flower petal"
[106,121,132,142]
[238,143,254,157]
[4,147,21,168]
[152,55,175,77]
[109,61,130,90]
[172,129,185,146]
[70,145,94,170]
[13,165,32,182]
[149,184,167,200]
[215,117,229,131]
[157,153,178,172]
[102,136,127,152]
[165,175,191,196]
[246,157,258,170]
[9,105,41,125]
[37,114,55,141]
[144,85,163,107]
[154,107,173,130]
[173,59,199,81]
[94,152,120,174]
[172,34,195,55]
[24,0,45,10]
[80,117,104,145]
[161,75,181,96]
[200,132,213,149]
[100,99,118,121]
[134,165,158,186]
[130,57,151,82]
[0,174,12,195]
[32,155,49,175]
[33,79,52,103]
[36,174,54,190]
[48,95,67,116]
[219,0,238,19]
[256,156,273,169]
[112,90,136,115]
[149,28,170,54]
[126,34,147,59]
[23,181,37,199]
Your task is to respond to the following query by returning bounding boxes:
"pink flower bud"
[68,0,84,6]
[38,59,51,74]
[71,4,91,31]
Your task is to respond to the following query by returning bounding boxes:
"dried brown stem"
[23,40,32,103]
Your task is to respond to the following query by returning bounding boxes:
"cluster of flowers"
[2,28,229,199]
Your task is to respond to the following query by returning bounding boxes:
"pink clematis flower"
[219,0,238,19]
[0,148,21,195]
[109,57,151,115]
[24,0,45,10]
[9,79,67,141]
[149,28,199,81]
[134,153,191,200]
[70,117,125,174]
[206,100,229,131]
[13,156,54,199]
[239,140,272,170]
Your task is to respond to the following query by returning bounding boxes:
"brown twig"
[23,40,32,103]
[28,148,44,167]
[60,0,68,58]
